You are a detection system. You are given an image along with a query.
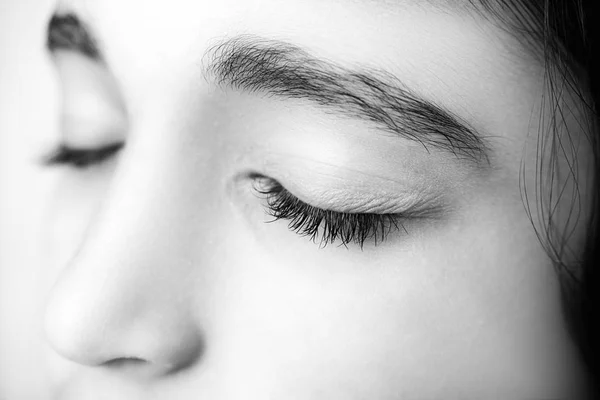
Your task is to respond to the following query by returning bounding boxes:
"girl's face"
[7,0,595,398]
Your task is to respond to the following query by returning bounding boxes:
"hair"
[473,0,599,395]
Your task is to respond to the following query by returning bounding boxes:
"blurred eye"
[46,51,127,170]
[43,142,124,169]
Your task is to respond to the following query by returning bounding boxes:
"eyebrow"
[47,13,489,164]
[204,36,489,164]
[47,13,102,61]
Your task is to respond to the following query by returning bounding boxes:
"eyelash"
[254,178,406,249]
[42,145,405,248]
[43,143,124,168]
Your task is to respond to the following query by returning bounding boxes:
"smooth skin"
[14,0,597,398]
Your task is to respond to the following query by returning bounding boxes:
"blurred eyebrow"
[46,13,102,60]
[204,36,489,165]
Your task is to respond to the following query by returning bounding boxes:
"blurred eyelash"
[254,178,406,249]
[42,142,124,168]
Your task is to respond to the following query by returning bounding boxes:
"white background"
[1,0,59,398]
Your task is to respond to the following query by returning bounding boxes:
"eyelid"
[251,174,412,216]
[253,176,406,248]
[55,51,127,148]
[260,148,451,203]
[256,162,443,217]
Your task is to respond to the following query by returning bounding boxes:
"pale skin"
[4,0,595,398]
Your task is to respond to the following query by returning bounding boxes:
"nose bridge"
[44,146,205,371]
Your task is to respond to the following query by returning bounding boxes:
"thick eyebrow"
[204,35,489,164]
[46,13,102,61]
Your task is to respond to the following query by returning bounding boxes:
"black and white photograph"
[0,1,598,399]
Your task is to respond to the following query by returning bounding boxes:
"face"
[7,0,595,398]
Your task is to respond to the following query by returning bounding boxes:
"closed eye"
[253,176,407,249]
[42,142,124,169]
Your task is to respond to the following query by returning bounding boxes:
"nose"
[45,272,203,373]
[43,165,205,375]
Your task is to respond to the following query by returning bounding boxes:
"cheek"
[404,197,584,394]
[201,195,583,398]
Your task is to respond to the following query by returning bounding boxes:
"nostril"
[102,357,148,368]
[101,357,167,379]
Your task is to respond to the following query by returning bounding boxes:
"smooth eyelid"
[257,168,447,216]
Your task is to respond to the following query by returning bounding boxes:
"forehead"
[52,0,542,149]
[54,0,504,30]
[55,0,528,58]
[346,0,475,11]
[54,0,530,70]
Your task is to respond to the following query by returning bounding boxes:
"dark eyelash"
[255,179,406,249]
[43,142,124,168]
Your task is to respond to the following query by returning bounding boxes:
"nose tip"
[43,296,108,367]
[43,277,204,375]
